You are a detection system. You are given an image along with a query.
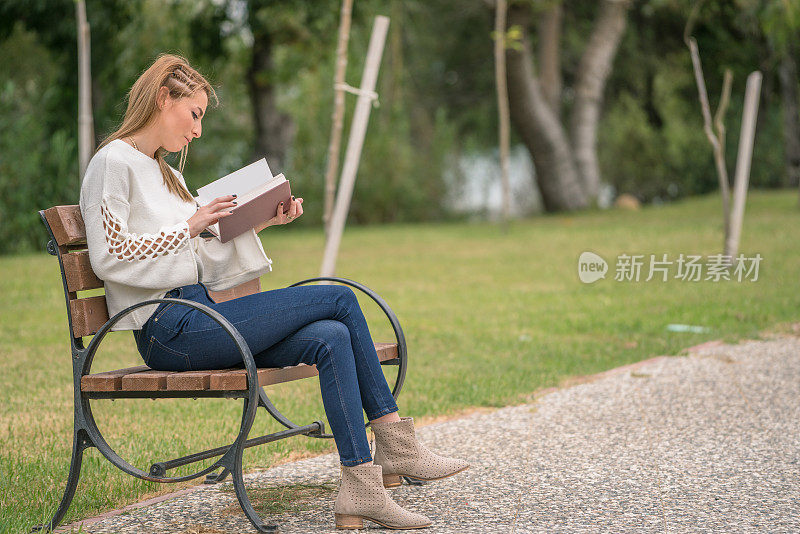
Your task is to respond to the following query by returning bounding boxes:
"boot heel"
[335,513,364,529]
[383,473,402,487]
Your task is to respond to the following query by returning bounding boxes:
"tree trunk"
[537,1,562,115]
[778,52,800,189]
[495,0,511,224]
[247,26,294,171]
[505,6,587,211]
[570,0,630,201]
[324,0,353,236]
[388,0,404,106]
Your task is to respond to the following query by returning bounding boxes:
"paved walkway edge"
[56,486,214,532]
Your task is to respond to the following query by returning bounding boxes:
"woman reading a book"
[79,54,467,530]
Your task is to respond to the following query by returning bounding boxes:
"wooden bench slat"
[209,278,261,303]
[66,277,268,338]
[80,342,398,392]
[165,371,215,391]
[260,364,321,387]
[63,250,104,292]
[121,370,177,391]
[66,277,265,337]
[70,295,109,338]
[374,342,398,360]
[81,366,150,391]
[208,369,250,390]
[208,365,317,390]
[44,205,86,246]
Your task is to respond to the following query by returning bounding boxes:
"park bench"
[35,205,408,533]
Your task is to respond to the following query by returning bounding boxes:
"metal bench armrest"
[288,276,408,403]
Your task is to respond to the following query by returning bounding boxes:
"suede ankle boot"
[334,463,432,530]
[371,417,470,488]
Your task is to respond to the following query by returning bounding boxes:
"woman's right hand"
[187,194,237,238]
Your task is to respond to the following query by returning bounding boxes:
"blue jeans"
[132,283,399,466]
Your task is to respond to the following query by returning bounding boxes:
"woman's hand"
[187,194,237,238]
[257,197,303,232]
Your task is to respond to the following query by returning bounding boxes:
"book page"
[196,158,273,205]
[232,174,287,205]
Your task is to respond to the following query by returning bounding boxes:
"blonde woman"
[79,54,468,530]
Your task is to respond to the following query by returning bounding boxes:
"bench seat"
[81,342,399,392]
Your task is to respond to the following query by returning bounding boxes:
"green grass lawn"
[1,190,798,532]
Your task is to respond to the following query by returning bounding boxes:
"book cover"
[196,159,292,243]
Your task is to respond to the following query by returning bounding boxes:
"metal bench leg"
[32,429,92,533]
[231,460,277,533]
[206,388,250,485]
[217,397,278,533]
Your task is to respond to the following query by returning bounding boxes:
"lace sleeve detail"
[101,198,190,261]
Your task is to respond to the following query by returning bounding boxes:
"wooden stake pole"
[76,0,94,182]
[320,16,390,278]
[725,71,762,261]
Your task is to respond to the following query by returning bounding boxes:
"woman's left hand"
[268,197,304,227]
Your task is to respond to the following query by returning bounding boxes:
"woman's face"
[157,88,208,153]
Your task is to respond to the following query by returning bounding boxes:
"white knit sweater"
[79,139,273,331]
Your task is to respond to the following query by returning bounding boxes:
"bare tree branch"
[683,0,704,47]
[323,0,354,238]
[688,37,731,238]
[714,68,733,165]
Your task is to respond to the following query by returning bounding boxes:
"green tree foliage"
[278,0,460,224]
[0,0,141,253]
[0,23,76,254]
[598,0,796,202]
[0,0,796,253]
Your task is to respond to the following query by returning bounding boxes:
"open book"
[195,158,292,243]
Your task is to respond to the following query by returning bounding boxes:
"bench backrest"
[41,205,260,339]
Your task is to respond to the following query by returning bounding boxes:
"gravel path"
[59,335,800,533]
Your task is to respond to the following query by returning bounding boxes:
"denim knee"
[297,320,351,369]
[331,285,358,306]
[322,320,352,356]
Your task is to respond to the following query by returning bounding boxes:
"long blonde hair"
[97,53,218,203]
